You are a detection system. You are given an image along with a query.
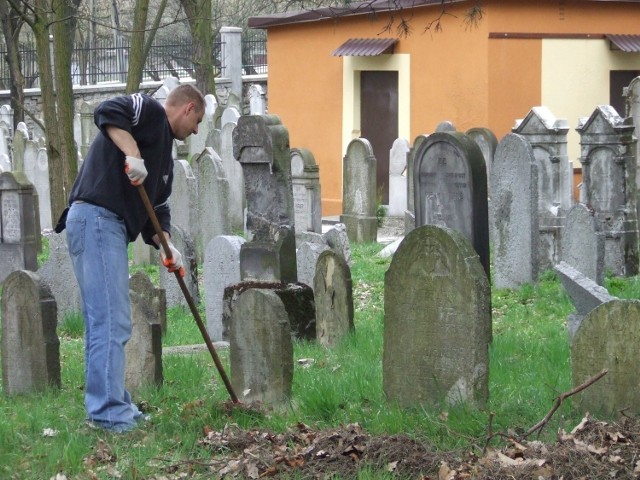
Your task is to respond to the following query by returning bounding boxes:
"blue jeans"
[66,202,143,432]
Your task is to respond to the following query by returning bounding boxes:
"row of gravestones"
[3,112,639,416]
[342,104,638,289]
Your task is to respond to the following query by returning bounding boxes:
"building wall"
[264,0,640,215]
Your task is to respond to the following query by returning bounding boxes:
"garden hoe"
[136,184,240,404]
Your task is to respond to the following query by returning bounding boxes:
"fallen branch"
[521,369,608,439]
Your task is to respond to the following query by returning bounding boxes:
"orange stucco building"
[250,0,640,215]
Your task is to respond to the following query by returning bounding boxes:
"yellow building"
[250,0,640,215]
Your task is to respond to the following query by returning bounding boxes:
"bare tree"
[0,0,26,128]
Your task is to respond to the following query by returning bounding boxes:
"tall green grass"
[0,241,633,479]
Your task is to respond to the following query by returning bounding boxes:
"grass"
[0,241,635,479]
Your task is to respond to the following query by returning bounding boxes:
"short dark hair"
[166,84,205,113]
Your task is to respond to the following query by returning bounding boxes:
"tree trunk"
[180,0,214,95]
[125,0,149,93]
[0,0,26,129]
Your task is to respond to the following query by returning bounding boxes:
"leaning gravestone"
[37,233,82,324]
[491,133,539,288]
[229,288,293,406]
[291,148,322,234]
[383,225,491,408]
[0,171,40,284]
[413,132,490,278]
[340,138,378,243]
[572,299,640,415]
[314,250,354,348]
[576,105,638,277]
[554,261,615,342]
[125,279,163,393]
[203,235,245,341]
[561,203,605,285]
[1,270,60,394]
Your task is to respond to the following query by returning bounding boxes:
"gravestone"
[80,102,98,159]
[249,84,267,115]
[203,235,245,341]
[131,236,156,266]
[37,233,82,324]
[23,140,51,229]
[130,271,167,334]
[126,276,163,393]
[388,138,409,217]
[413,132,490,277]
[159,225,198,308]
[383,225,491,408]
[11,124,28,172]
[229,288,293,406]
[204,94,218,116]
[169,159,198,242]
[1,270,60,394]
[513,107,573,271]
[0,104,12,135]
[561,203,605,285]
[220,122,245,233]
[0,171,40,283]
[554,261,615,342]
[435,121,456,132]
[405,134,429,234]
[233,115,297,283]
[0,127,10,169]
[576,105,638,277]
[188,107,214,160]
[221,106,241,127]
[466,127,498,189]
[340,138,378,243]
[491,133,539,288]
[323,222,353,267]
[194,147,230,262]
[291,147,322,234]
[297,241,330,292]
[571,299,640,415]
[0,153,10,172]
[314,250,354,348]
[624,76,640,222]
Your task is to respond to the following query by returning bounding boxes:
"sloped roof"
[248,0,640,29]
[331,38,397,56]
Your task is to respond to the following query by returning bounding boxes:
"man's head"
[164,84,206,141]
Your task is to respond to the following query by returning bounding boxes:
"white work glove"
[124,155,148,186]
[161,241,185,277]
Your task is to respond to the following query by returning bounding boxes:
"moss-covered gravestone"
[383,225,491,408]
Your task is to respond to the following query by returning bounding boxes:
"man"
[55,84,205,432]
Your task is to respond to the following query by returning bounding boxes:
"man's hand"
[161,241,185,277]
[125,156,148,186]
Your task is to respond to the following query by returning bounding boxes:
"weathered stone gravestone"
[169,159,198,242]
[220,122,245,233]
[37,233,82,324]
[11,123,28,172]
[130,271,167,334]
[554,261,615,343]
[388,138,409,218]
[0,171,40,284]
[1,270,60,394]
[383,225,491,408]
[194,147,230,262]
[126,274,164,393]
[203,235,245,341]
[405,134,429,235]
[513,107,573,272]
[435,120,456,132]
[413,132,490,277]
[23,140,51,229]
[561,203,605,285]
[80,102,98,159]
[576,105,638,277]
[340,138,377,243]
[221,106,241,128]
[229,288,293,407]
[159,225,198,308]
[188,108,214,160]
[296,240,330,292]
[323,222,353,267]
[571,299,640,415]
[466,127,498,190]
[249,84,267,115]
[0,153,10,172]
[233,115,297,283]
[314,250,354,348]
[131,236,156,266]
[0,104,12,134]
[291,147,322,234]
[624,76,640,222]
[491,133,539,288]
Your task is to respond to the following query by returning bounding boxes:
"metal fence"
[0,31,267,89]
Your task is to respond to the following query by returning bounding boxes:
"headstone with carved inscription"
[413,132,490,277]
[291,148,322,234]
[0,172,40,283]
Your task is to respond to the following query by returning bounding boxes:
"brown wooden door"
[610,70,640,116]
[360,71,398,205]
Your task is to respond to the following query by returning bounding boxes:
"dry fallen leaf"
[438,461,456,480]
[386,461,398,472]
